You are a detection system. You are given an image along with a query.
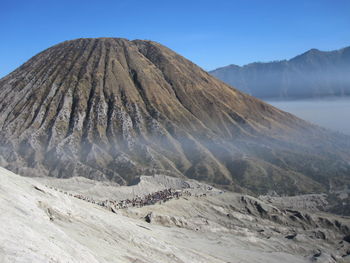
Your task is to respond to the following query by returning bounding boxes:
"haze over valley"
[268,97,350,136]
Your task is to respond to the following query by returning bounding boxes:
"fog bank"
[268,97,350,135]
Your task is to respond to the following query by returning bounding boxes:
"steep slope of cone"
[0,38,349,194]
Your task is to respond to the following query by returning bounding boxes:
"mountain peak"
[291,48,322,60]
[306,48,320,53]
[1,38,350,195]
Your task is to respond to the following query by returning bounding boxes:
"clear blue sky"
[1,0,350,78]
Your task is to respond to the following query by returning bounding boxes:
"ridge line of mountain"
[210,45,350,99]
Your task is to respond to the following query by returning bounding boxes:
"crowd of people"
[96,188,191,210]
[45,185,197,212]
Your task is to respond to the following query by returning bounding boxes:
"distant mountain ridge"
[210,46,350,99]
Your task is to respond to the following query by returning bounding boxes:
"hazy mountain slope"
[0,38,350,196]
[210,46,350,99]
[2,166,350,262]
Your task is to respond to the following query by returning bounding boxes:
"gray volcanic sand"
[1,167,350,262]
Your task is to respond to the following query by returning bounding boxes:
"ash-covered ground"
[1,167,350,262]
